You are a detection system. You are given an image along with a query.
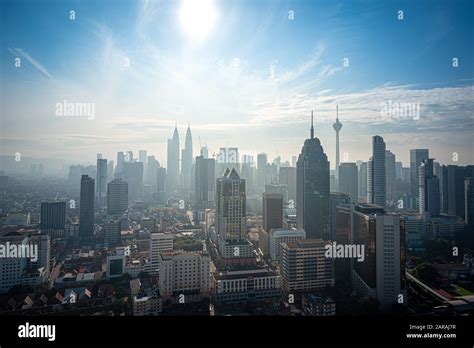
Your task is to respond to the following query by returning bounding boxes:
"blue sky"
[1,0,473,168]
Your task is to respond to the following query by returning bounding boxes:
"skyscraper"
[339,162,358,203]
[279,167,297,201]
[121,162,143,202]
[116,151,126,174]
[107,160,114,183]
[257,153,268,192]
[167,125,180,195]
[385,150,396,203]
[332,104,343,189]
[358,161,368,203]
[181,123,193,195]
[195,155,215,212]
[296,111,330,239]
[367,136,386,207]
[215,168,254,262]
[107,179,128,215]
[138,150,147,164]
[465,177,474,227]
[419,158,440,216]
[96,158,107,209]
[262,193,283,232]
[79,175,95,243]
[157,167,167,203]
[351,204,406,312]
[40,201,66,238]
[410,149,429,207]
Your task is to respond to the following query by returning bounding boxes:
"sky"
[1,0,473,169]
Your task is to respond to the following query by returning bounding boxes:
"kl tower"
[332,104,343,189]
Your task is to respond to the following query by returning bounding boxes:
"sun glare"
[179,0,218,42]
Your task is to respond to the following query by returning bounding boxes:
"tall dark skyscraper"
[167,125,180,195]
[419,158,440,216]
[96,158,107,209]
[195,155,215,212]
[296,112,330,239]
[40,201,66,237]
[332,104,343,189]
[181,123,193,195]
[262,192,283,232]
[465,177,474,227]
[410,149,429,207]
[367,135,386,207]
[79,175,95,242]
[107,179,128,215]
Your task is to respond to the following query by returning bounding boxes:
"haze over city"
[1,0,473,167]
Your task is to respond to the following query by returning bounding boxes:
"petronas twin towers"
[167,123,193,196]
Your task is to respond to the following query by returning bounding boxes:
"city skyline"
[1,0,473,167]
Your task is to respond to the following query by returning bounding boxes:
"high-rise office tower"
[385,150,396,203]
[79,175,95,242]
[104,219,121,246]
[279,167,297,201]
[351,204,406,312]
[157,167,167,203]
[257,153,268,192]
[339,162,358,203]
[465,177,474,227]
[116,151,126,174]
[262,193,283,232]
[121,162,143,202]
[367,136,386,207]
[167,125,180,195]
[330,192,350,241]
[107,179,128,215]
[419,158,440,216]
[107,160,114,183]
[410,149,429,207]
[40,201,66,238]
[240,154,255,196]
[216,168,246,242]
[215,168,254,261]
[395,161,403,180]
[265,184,288,205]
[96,158,107,209]
[181,123,193,194]
[358,161,368,203]
[138,150,147,164]
[442,165,473,220]
[145,155,159,191]
[332,104,343,189]
[296,112,330,239]
[195,155,215,212]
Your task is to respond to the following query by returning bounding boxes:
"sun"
[179,0,218,42]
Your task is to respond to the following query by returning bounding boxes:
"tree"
[415,262,439,285]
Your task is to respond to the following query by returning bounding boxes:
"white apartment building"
[158,251,210,303]
[269,228,306,262]
[149,232,173,275]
